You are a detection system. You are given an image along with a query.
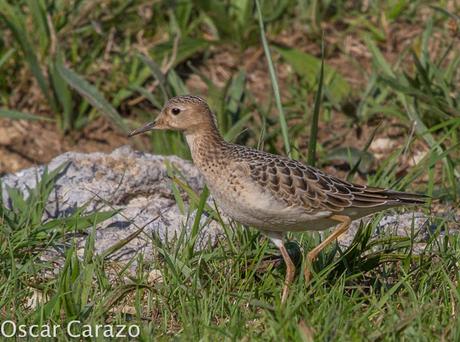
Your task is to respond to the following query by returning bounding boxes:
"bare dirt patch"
[0,117,128,175]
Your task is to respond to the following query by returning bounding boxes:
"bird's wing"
[231,146,426,213]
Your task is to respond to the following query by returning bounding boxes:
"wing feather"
[229,145,427,213]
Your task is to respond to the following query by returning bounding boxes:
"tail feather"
[350,188,430,208]
[379,189,430,205]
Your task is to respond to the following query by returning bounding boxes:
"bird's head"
[128,95,217,137]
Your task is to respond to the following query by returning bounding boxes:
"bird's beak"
[128,121,157,137]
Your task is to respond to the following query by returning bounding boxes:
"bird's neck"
[184,127,227,170]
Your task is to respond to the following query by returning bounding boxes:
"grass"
[0,0,459,340]
[0,168,457,340]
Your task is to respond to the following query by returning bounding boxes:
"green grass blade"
[56,62,128,133]
[0,109,53,121]
[365,35,395,78]
[26,0,50,51]
[165,160,186,215]
[347,123,381,181]
[0,48,15,70]
[138,53,169,102]
[50,57,73,131]
[130,85,163,109]
[167,69,189,95]
[273,44,351,104]
[0,2,55,110]
[187,187,209,259]
[255,0,290,157]
[307,40,324,166]
[100,225,146,260]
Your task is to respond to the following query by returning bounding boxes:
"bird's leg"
[278,243,296,303]
[265,231,295,304]
[304,215,352,284]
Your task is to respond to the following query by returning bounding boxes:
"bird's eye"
[171,108,181,115]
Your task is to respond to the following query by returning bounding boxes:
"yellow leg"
[278,243,296,304]
[265,231,295,304]
[304,215,352,283]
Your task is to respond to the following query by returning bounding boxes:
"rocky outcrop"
[1,146,221,261]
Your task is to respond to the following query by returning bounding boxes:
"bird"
[128,95,428,303]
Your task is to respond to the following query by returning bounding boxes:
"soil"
[0,117,129,175]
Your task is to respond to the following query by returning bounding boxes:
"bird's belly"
[207,180,334,232]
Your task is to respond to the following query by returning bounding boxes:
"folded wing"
[235,147,427,214]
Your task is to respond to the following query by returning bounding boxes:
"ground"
[0,1,459,340]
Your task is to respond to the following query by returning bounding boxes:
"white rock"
[1,145,221,261]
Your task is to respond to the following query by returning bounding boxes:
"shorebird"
[129,95,428,303]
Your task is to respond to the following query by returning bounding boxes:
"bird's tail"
[381,189,430,205]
